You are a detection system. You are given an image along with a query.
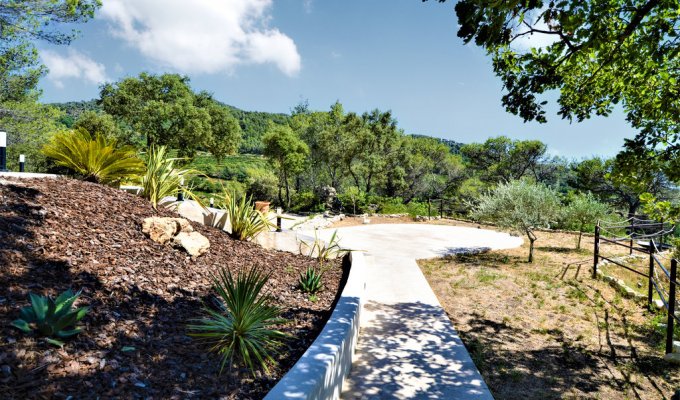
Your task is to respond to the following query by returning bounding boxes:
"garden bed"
[0,177,346,399]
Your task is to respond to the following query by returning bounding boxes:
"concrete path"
[305,224,523,399]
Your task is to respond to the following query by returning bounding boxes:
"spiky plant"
[187,268,287,376]
[11,289,90,347]
[216,191,274,241]
[299,229,348,260]
[298,266,324,294]
[42,128,144,185]
[139,145,197,209]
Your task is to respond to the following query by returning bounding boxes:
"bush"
[245,168,279,203]
[42,128,145,185]
[11,289,90,347]
[338,186,366,214]
[188,268,286,376]
[290,190,321,212]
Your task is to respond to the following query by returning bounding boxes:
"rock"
[664,352,680,364]
[653,299,665,310]
[674,340,680,354]
[142,217,193,244]
[173,231,210,257]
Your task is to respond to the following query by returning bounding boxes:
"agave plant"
[42,128,145,185]
[139,145,198,209]
[11,289,90,347]
[299,266,324,294]
[187,268,287,376]
[215,191,275,241]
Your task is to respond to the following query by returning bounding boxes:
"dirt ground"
[419,229,680,400]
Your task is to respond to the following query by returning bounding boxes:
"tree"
[460,136,547,184]
[196,94,242,161]
[99,73,211,157]
[472,180,561,262]
[263,124,309,208]
[436,0,680,161]
[73,111,129,144]
[3,101,63,172]
[0,0,100,102]
[564,193,610,249]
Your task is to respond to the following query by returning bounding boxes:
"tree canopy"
[0,0,100,102]
[433,0,680,160]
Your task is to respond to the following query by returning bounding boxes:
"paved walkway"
[304,224,523,399]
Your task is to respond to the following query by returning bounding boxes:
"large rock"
[173,231,210,257]
[142,217,194,245]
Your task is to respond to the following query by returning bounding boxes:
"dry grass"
[419,228,680,400]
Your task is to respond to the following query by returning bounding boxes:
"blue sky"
[38,0,633,158]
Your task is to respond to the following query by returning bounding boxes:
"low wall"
[264,251,366,400]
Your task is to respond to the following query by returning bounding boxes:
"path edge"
[264,251,366,400]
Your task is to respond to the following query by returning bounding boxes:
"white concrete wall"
[264,251,366,400]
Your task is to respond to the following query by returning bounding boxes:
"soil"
[0,177,346,399]
[419,229,680,400]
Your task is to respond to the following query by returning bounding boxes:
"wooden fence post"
[629,219,635,255]
[428,198,431,220]
[648,240,655,308]
[593,224,600,279]
[667,259,677,355]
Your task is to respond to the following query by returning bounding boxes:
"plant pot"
[255,201,271,214]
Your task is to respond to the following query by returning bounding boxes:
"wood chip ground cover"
[0,177,346,399]
[420,230,680,399]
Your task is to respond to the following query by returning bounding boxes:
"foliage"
[3,100,63,172]
[73,110,136,146]
[225,104,291,154]
[472,180,562,262]
[299,230,348,261]
[338,186,366,214]
[11,289,90,347]
[298,266,324,294]
[42,128,145,185]
[217,191,274,241]
[187,268,286,376]
[0,0,100,103]
[460,136,547,184]
[196,94,242,160]
[245,168,279,202]
[564,192,610,249]
[139,145,196,209]
[263,124,309,208]
[443,0,680,162]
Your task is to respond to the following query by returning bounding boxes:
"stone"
[173,231,210,257]
[653,299,665,310]
[674,340,680,354]
[142,217,193,244]
[664,352,680,365]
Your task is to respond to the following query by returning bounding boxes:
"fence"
[593,217,678,355]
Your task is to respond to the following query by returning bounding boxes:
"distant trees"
[473,180,562,262]
[263,124,309,208]
[460,136,547,184]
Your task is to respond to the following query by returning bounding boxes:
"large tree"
[460,136,547,184]
[433,0,680,160]
[0,0,100,102]
[263,124,309,207]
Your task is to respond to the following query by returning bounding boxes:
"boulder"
[173,231,210,257]
[142,217,194,245]
[664,352,680,365]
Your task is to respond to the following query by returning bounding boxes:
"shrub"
[472,179,562,262]
[563,192,610,249]
[338,186,366,214]
[299,266,324,294]
[290,190,320,212]
[245,168,279,202]
[217,191,274,241]
[11,289,90,347]
[140,145,197,209]
[299,229,348,261]
[42,128,144,185]
[187,268,287,376]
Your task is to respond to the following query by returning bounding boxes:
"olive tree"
[564,192,610,249]
[472,180,561,262]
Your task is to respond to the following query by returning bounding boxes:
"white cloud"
[41,49,108,88]
[99,0,301,76]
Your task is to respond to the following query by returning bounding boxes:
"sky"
[37,0,634,159]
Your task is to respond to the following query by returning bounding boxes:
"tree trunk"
[577,222,584,250]
[527,229,537,263]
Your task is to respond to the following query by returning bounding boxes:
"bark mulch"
[0,177,347,399]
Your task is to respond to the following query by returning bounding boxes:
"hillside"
[0,177,344,399]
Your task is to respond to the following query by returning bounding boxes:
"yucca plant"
[216,191,274,241]
[139,145,198,209]
[299,229,348,260]
[299,266,324,294]
[187,268,287,376]
[42,128,145,185]
[11,289,90,347]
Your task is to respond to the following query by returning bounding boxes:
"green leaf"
[44,338,65,347]
[11,319,32,333]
